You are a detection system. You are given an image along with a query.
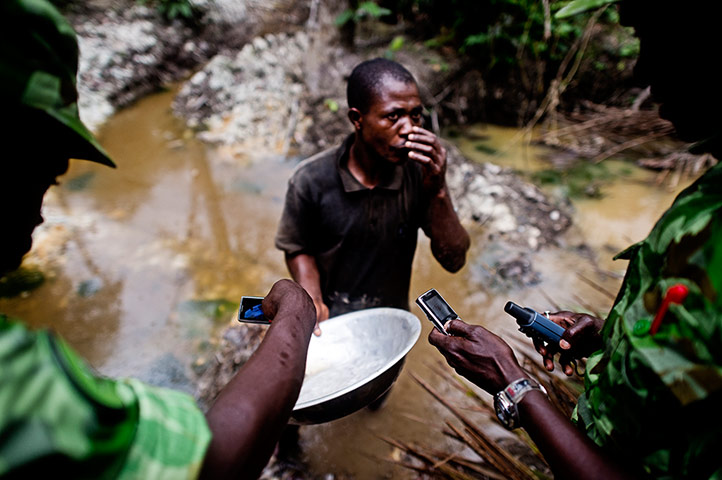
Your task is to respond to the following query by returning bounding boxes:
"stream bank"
[9,2,713,478]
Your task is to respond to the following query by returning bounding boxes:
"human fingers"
[405,140,435,164]
[428,324,454,350]
[563,313,601,338]
[316,300,329,322]
[560,313,604,358]
[410,126,438,144]
[311,300,329,336]
[547,311,578,328]
[547,311,579,351]
[262,279,314,324]
[532,337,556,372]
[558,352,577,376]
[406,127,444,162]
[442,319,476,337]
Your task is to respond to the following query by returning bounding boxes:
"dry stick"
[396,412,487,443]
[572,293,604,319]
[592,131,671,163]
[519,350,582,418]
[444,422,517,479]
[576,272,617,300]
[381,457,464,480]
[378,458,434,476]
[631,86,652,111]
[542,0,551,40]
[494,6,605,160]
[396,411,474,442]
[539,288,562,312]
[432,451,462,470]
[377,444,504,480]
[445,423,520,480]
[425,361,484,399]
[376,434,476,480]
[434,352,549,466]
[463,425,542,480]
[444,455,507,480]
[411,372,541,480]
[449,422,539,480]
[539,112,615,140]
[526,7,605,133]
[398,411,444,428]
[424,362,497,416]
[506,337,578,421]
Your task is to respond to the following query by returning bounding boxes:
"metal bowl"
[291,307,421,425]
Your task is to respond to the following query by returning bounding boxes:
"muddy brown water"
[0,90,695,478]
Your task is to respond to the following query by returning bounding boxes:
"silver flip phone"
[415,288,458,335]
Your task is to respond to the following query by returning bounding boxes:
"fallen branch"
[576,273,617,300]
[410,371,542,480]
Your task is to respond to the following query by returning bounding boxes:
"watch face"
[494,393,514,429]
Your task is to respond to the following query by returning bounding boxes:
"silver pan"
[291,307,421,425]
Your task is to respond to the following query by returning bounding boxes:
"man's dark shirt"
[275,135,430,316]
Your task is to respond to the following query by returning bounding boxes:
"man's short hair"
[347,58,417,113]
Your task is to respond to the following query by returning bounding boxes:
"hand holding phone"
[416,288,458,335]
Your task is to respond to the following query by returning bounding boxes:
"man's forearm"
[518,392,637,480]
[285,253,323,302]
[200,291,315,479]
[426,186,470,272]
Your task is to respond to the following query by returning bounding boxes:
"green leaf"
[463,32,491,47]
[356,1,391,19]
[324,98,339,113]
[555,0,618,19]
[334,9,354,26]
[389,35,405,52]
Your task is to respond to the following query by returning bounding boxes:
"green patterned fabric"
[575,162,722,479]
[0,315,210,478]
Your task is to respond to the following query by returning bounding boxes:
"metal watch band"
[494,377,547,430]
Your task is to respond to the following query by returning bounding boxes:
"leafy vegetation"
[342,0,637,124]
[336,1,393,27]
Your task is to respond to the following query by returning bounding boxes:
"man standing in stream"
[275,58,471,335]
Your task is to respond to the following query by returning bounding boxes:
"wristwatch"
[494,377,547,430]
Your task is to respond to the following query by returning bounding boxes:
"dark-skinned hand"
[533,311,604,376]
[405,126,447,194]
[428,319,528,394]
[261,279,316,327]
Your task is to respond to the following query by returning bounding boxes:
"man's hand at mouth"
[405,126,447,193]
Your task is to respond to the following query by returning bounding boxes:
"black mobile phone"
[238,296,270,324]
[415,288,458,335]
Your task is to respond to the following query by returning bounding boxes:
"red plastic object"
[649,284,689,335]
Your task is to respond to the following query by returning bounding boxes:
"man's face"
[353,77,424,164]
[0,157,69,276]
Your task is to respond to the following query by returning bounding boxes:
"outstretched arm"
[285,252,329,335]
[406,126,470,272]
[200,279,316,480]
[429,320,637,480]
